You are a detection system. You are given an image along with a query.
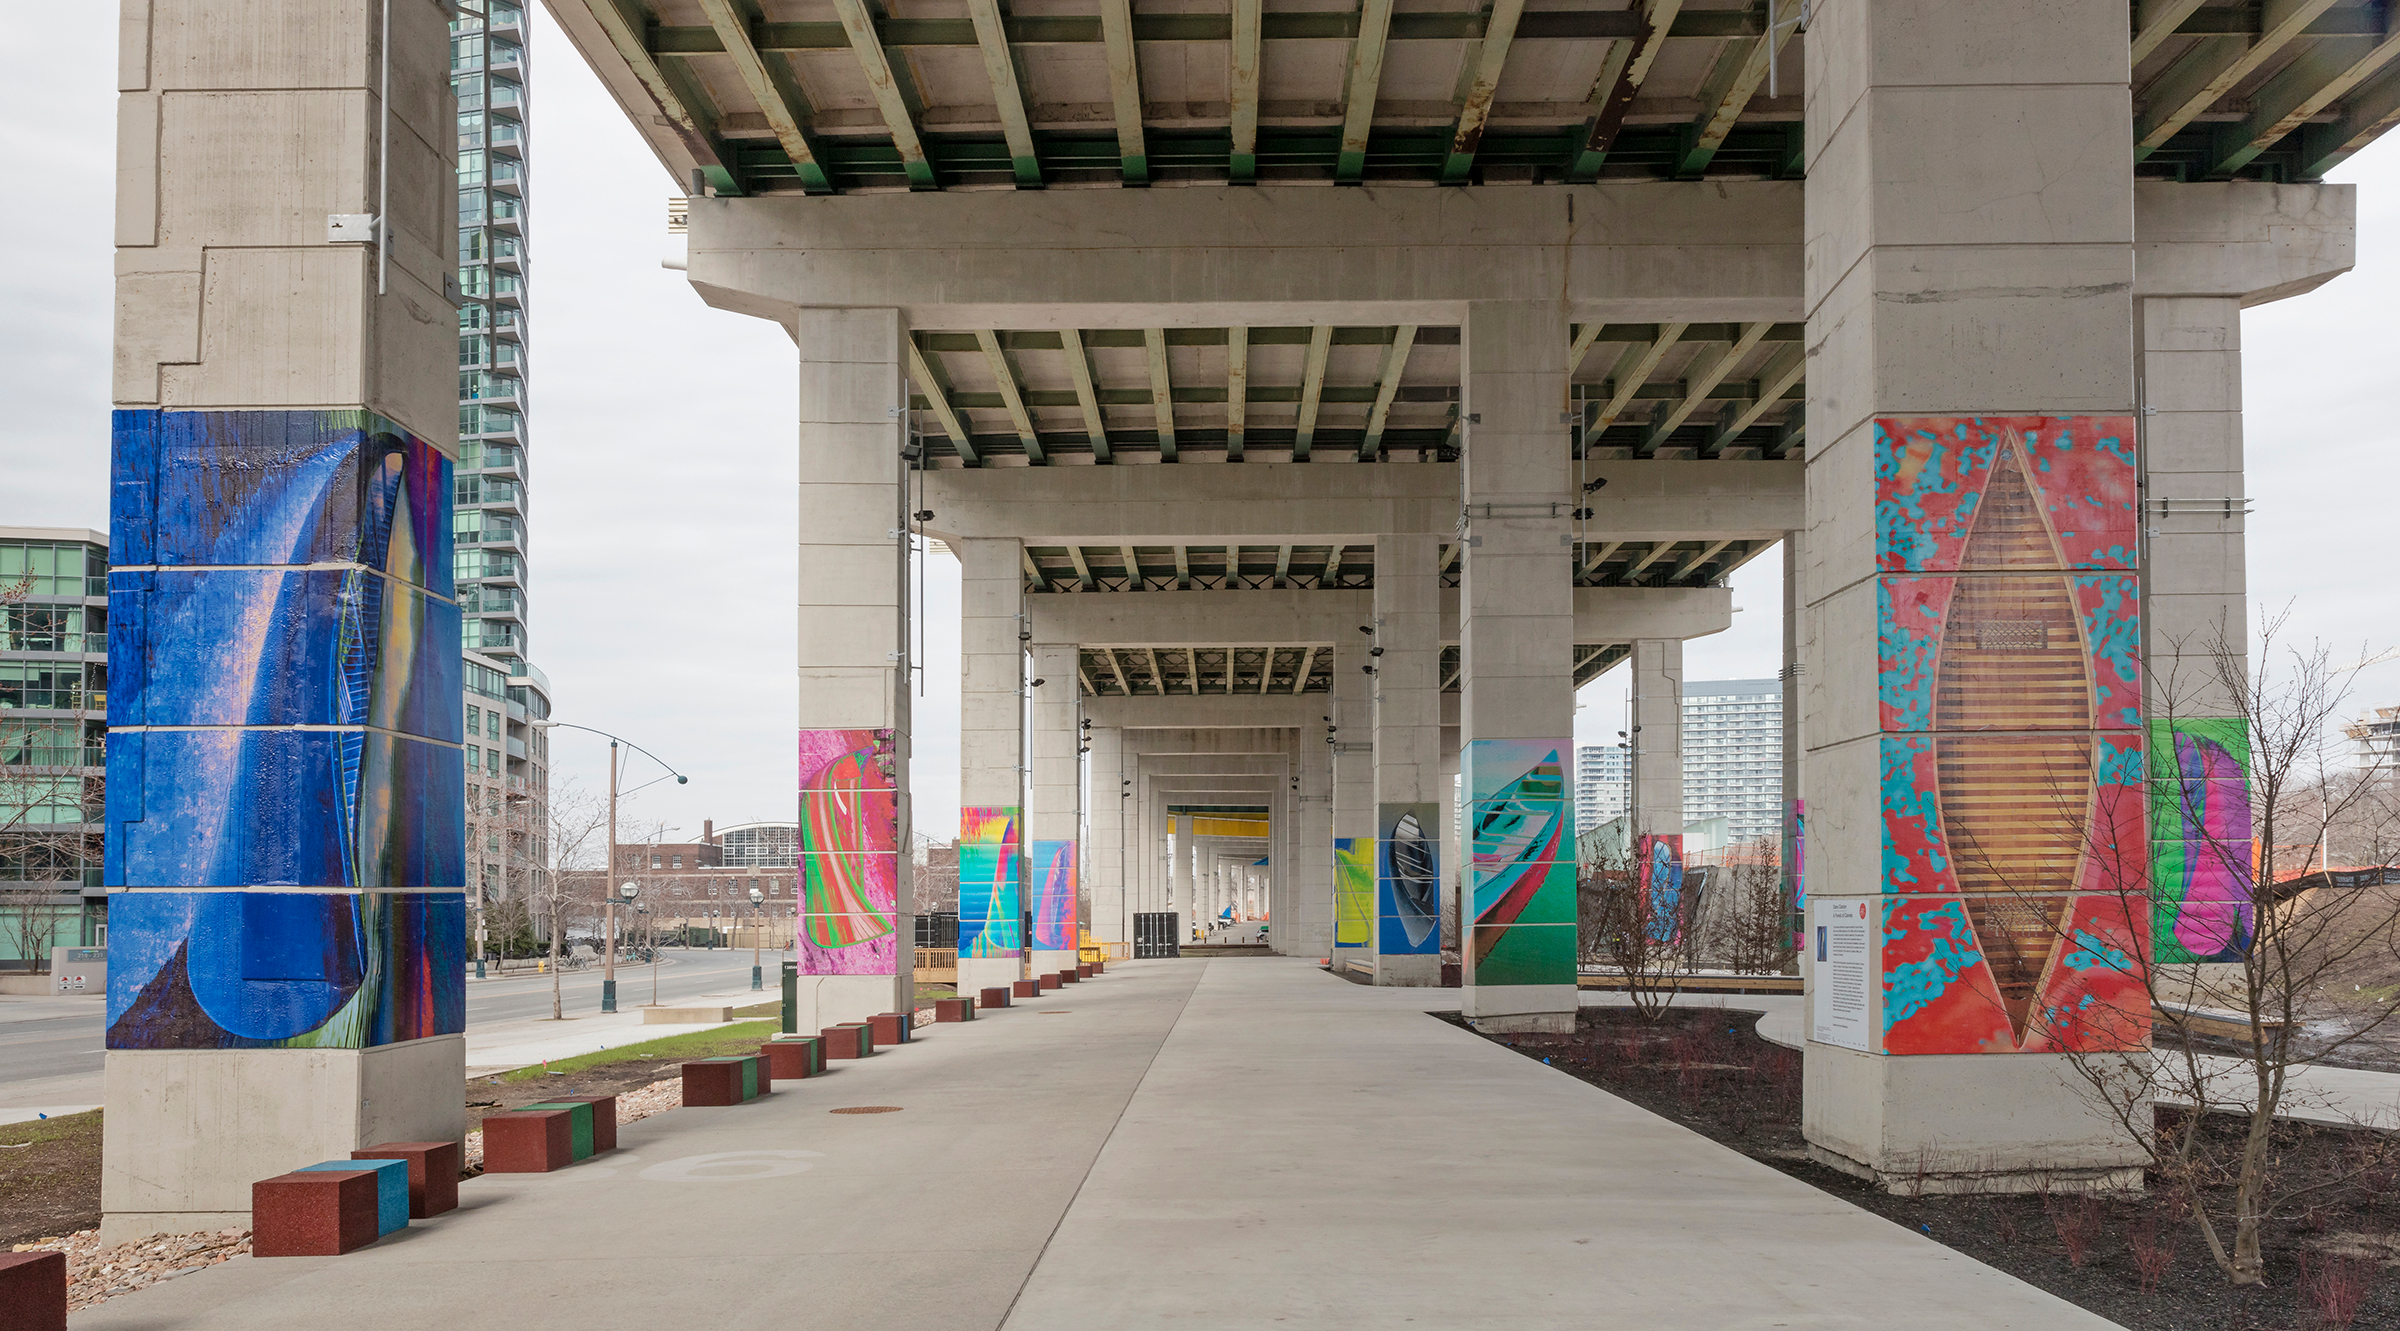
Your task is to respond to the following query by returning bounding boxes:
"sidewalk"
[76,958,2115,1330]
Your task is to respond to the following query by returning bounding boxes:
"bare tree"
[1579,820,1690,1020]
[538,781,608,1020]
[1715,842,1798,976]
[2012,612,2400,1287]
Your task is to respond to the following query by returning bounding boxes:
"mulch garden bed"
[1447,1006,2400,1331]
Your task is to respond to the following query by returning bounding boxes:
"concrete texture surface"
[74,959,2118,1329]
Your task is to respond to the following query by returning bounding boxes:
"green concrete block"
[519,1101,595,1160]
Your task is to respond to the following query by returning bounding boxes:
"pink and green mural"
[104,409,464,1050]
[797,728,900,975]
[2149,718,2255,964]
[1375,803,1441,955]
[1464,739,1575,988]
[957,806,1021,958]
[1031,839,1077,951]
[1872,416,2149,1055]
[1332,837,1373,949]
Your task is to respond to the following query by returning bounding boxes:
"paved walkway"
[76,959,2114,1330]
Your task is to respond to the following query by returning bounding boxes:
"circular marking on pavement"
[1038,1010,1070,1015]
[637,1150,823,1182]
[829,1105,904,1114]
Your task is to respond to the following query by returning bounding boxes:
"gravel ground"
[10,1228,251,1312]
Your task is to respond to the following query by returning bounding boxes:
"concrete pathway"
[73,959,2115,1330]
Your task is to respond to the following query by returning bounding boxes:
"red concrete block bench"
[682,1056,767,1106]
[0,1251,66,1330]
[544,1095,620,1154]
[483,1109,577,1173]
[1092,959,1104,974]
[352,1140,461,1219]
[1059,969,1080,985]
[1076,963,1093,979]
[1037,973,1062,991]
[934,997,974,1022]
[980,985,1011,1009]
[1012,979,1041,999]
[761,1036,821,1081]
[868,1011,912,1047]
[821,1023,874,1059]
[252,1168,381,1256]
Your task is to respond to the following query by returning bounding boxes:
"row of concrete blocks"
[245,1140,466,1259]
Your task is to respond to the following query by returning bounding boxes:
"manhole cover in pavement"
[830,1106,904,1114]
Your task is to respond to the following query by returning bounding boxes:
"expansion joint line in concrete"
[993,963,1206,1330]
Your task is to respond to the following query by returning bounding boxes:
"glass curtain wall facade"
[452,3,552,944]
[0,531,110,964]
[1680,679,1783,845]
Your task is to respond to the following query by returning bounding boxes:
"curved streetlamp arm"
[532,720,690,785]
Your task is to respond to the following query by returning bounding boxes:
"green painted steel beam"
[694,0,834,193]
[1335,0,1397,182]
[2134,0,2341,161]
[1060,329,1110,460]
[965,0,1043,186]
[828,0,941,188]
[907,340,979,466]
[582,0,748,195]
[1566,0,1679,182]
[1356,325,1417,460]
[1292,326,1333,459]
[647,8,1771,53]
[1671,0,1797,179]
[1438,0,1526,184]
[2209,28,2400,176]
[1228,0,1263,183]
[1144,328,1177,458]
[1226,326,1249,459]
[976,329,1046,462]
[2297,59,2400,176]
[1100,0,1149,184]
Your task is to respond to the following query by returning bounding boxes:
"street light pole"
[603,739,619,1014]
[749,885,765,990]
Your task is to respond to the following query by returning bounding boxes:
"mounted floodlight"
[1583,477,1609,494]
[1030,678,1046,687]
[914,509,934,521]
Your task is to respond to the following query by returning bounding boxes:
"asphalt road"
[0,947,774,1094]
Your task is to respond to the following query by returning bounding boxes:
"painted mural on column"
[102,410,466,1050]
[1464,739,1575,987]
[1873,416,2149,1055]
[797,728,900,975]
[1635,833,1685,944]
[2148,718,2256,964]
[1788,799,1807,951]
[1030,839,1077,951]
[1375,803,1440,955]
[1332,837,1373,948]
[957,806,1022,957]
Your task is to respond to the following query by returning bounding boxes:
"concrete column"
[1028,644,1081,975]
[1330,632,1376,965]
[1087,725,1128,947]
[1440,733,1463,960]
[791,306,915,1031]
[1457,300,1577,1030]
[1800,0,2147,1192]
[102,0,466,1243]
[1630,636,1686,842]
[2139,297,2255,997]
[1285,709,1335,957]
[1371,534,1443,984]
[1168,809,1190,938]
[1782,531,1805,968]
[956,538,1025,994]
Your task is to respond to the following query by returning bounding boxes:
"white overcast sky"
[6,9,2396,847]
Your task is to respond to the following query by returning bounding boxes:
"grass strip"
[498,1020,782,1082]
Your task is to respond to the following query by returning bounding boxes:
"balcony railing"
[0,632,104,655]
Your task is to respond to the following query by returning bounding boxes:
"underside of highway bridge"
[101,0,2381,1239]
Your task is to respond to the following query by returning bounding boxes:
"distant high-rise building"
[452,2,551,931]
[0,528,110,966]
[2346,704,2400,775]
[1574,744,1630,832]
[1681,678,1783,844]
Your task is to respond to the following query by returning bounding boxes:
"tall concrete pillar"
[1800,0,2148,1191]
[1630,637,1686,944]
[1457,300,1577,1030]
[1028,644,1081,975]
[103,0,467,1243]
[1087,724,1128,947]
[1371,534,1442,984]
[1284,709,1335,957]
[1781,531,1805,967]
[955,538,1024,994]
[791,307,915,1031]
[1167,808,1190,938]
[2139,297,2256,1001]
[1440,733,1463,959]
[1330,633,1376,967]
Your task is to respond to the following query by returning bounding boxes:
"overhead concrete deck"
[84,958,2114,1330]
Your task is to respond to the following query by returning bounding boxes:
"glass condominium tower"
[451,2,553,927]
[451,0,531,666]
